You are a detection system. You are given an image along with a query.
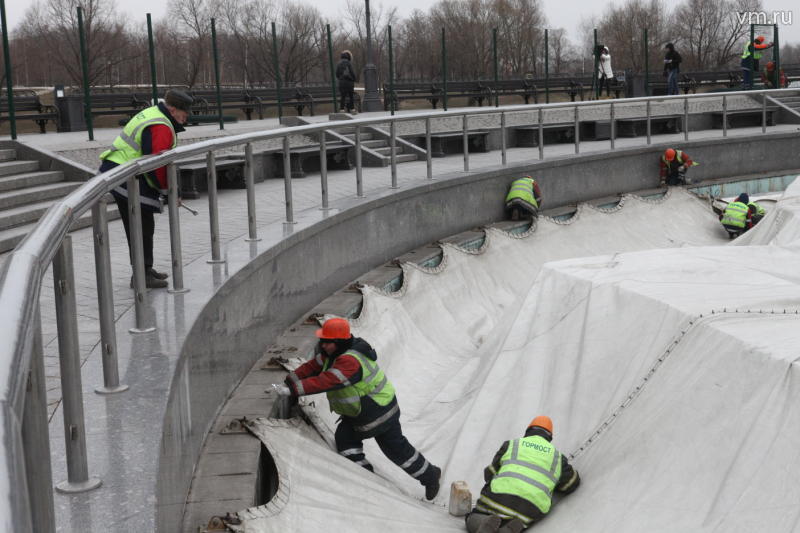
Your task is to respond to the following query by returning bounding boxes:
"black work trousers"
[113,194,155,269]
[338,81,355,112]
[335,416,437,485]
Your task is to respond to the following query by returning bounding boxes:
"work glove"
[271,384,292,396]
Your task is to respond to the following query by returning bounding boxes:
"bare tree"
[168,0,220,86]
[594,0,670,74]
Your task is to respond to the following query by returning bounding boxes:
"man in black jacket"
[664,43,682,95]
[336,50,358,113]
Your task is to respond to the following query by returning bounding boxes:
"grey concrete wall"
[155,131,800,531]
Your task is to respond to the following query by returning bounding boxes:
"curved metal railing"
[0,87,796,531]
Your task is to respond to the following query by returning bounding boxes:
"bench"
[89,92,151,118]
[710,108,778,129]
[404,130,490,157]
[0,94,59,133]
[177,157,247,199]
[383,81,493,110]
[615,114,682,137]
[491,79,538,104]
[514,124,575,147]
[270,143,353,178]
[189,89,263,120]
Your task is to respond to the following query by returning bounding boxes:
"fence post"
[127,175,155,333]
[320,134,329,208]
[493,28,499,107]
[272,22,283,119]
[355,126,364,196]
[77,6,94,141]
[326,24,337,112]
[211,18,223,130]
[592,28,599,100]
[147,14,158,104]
[573,105,580,154]
[722,95,728,137]
[500,111,507,165]
[0,0,17,139]
[610,102,615,150]
[441,28,448,111]
[538,107,544,160]
[643,28,649,97]
[283,136,294,223]
[425,117,433,179]
[462,114,469,171]
[53,236,102,494]
[390,121,398,188]
[167,163,189,293]
[545,29,550,104]
[206,151,225,263]
[389,25,395,115]
[646,99,652,144]
[244,143,260,240]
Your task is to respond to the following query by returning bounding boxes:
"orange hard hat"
[664,148,676,161]
[316,317,351,340]
[528,415,553,435]
[755,35,765,43]
[766,61,775,69]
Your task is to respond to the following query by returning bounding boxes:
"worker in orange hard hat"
[741,35,774,89]
[464,416,580,533]
[278,317,442,500]
[761,61,787,89]
[659,148,698,186]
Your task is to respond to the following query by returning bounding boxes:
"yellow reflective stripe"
[328,368,350,386]
[503,440,559,484]
[494,471,553,499]
[559,469,579,491]
[354,402,399,432]
[477,495,533,524]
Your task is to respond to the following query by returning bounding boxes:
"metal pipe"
[441,28,448,111]
[283,136,294,223]
[91,199,127,394]
[127,175,154,333]
[1,0,17,139]
[683,97,689,141]
[76,6,94,141]
[272,22,283,119]
[211,18,223,130]
[643,28,649,97]
[574,105,580,154]
[320,133,329,208]
[462,114,469,171]
[22,306,55,532]
[326,24,337,112]
[762,94,767,133]
[388,25,395,115]
[166,163,188,293]
[53,236,102,494]
[493,28,499,107]
[244,143,260,240]
[646,100,652,144]
[610,102,615,150]
[146,14,158,103]
[355,126,364,196]
[390,121,398,188]
[544,29,550,104]
[425,117,433,179]
[500,112,507,165]
[206,152,224,263]
[722,95,728,137]
[538,107,544,160]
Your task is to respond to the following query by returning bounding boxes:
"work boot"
[424,465,441,500]
[466,513,502,533]
[497,518,526,533]
[148,267,169,280]
[130,273,169,289]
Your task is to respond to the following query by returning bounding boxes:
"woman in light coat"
[598,46,613,97]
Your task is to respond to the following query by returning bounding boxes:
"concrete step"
[0,200,53,230]
[394,153,419,164]
[0,170,64,193]
[0,149,16,162]
[360,139,388,149]
[0,182,81,211]
[0,160,39,178]
[0,202,121,254]
[373,146,406,156]
[341,132,375,141]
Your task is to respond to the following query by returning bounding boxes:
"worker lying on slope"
[465,416,580,533]
[505,176,542,221]
[719,192,755,239]
[276,318,442,500]
[659,148,698,186]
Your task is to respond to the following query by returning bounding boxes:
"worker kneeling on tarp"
[465,416,580,533]
[505,176,542,221]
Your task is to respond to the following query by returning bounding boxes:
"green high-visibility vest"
[505,177,539,209]
[485,435,561,517]
[741,41,765,60]
[323,349,396,417]
[749,202,765,216]
[721,201,749,228]
[100,105,176,189]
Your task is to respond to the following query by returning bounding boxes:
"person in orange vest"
[465,416,580,533]
[659,148,698,186]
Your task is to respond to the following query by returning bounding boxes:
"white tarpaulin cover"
[238,184,800,532]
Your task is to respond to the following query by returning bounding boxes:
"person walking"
[99,89,193,289]
[465,416,580,533]
[663,43,682,95]
[598,46,614,98]
[741,36,774,90]
[659,148,698,186]
[505,176,542,221]
[277,318,442,500]
[336,50,358,113]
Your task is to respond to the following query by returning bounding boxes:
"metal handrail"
[0,87,796,531]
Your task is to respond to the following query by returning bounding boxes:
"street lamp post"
[361,0,382,112]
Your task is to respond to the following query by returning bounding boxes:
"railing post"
[53,236,102,494]
[283,136,295,223]
[206,151,225,263]
[22,306,56,532]
[167,163,189,293]
[320,133,329,208]
[425,117,433,179]
[538,107,544,160]
[500,111,507,166]
[761,93,767,133]
[92,198,128,394]
[355,126,364,196]
[390,121,398,188]
[646,100,652,145]
[244,143,260,240]
[683,97,689,141]
[127,175,155,334]
[722,95,728,137]
[462,114,469,171]
[574,105,580,154]
[610,102,615,150]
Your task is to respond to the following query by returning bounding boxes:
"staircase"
[766,93,800,120]
[0,148,118,254]
[336,127,421,166]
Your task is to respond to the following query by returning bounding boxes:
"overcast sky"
[4,0,799,45]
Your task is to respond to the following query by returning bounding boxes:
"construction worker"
[748,199,766,226]
[99,89,193,289]
[466,416,580,533]
[277,318,442,500]
[741,35,774,90]
[719,192,754,239]
[659,148,698,186]
[505,176,542,221]
[761,61,787,89]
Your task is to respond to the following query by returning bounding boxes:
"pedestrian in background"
[598,46,614,98]
[741,36,773,90]
[664,43,682,95]
[336,50,358,113]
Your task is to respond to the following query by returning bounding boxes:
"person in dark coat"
[336,50,358,113]
[664,43,682,95]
